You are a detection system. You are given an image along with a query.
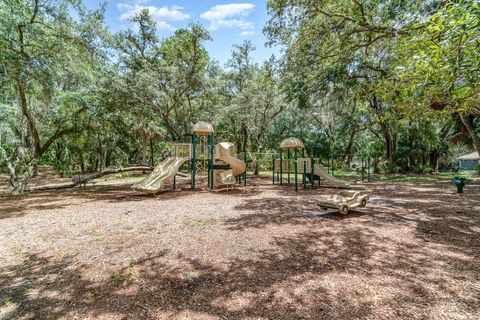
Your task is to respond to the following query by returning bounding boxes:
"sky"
[84,0,280,65]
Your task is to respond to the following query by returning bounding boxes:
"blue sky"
[84,0,280,65]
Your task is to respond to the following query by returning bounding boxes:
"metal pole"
[243,147,247,186]
[311,157,314,189]
[318,158,321,187]
[272,157,275,184]
[173,174,176,189]
[303,160,307,190]
[207,136,211,188]
[191,134,197,190]
[287,149,291,184]
[212,136,215,188]
[280,149,283,185]
[294,148,298,192]
[208,135,214,188]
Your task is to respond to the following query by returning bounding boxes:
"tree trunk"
[150,137,155,166]
[79,152,85,173]
[370,96,396,173]
[460,114,480,155]
[381,126,395,172]
[343,129,357,164]
[16,78,41,156]
[0,146,37,195]
[10,163,36,195]
[429,150,439,171]
[30,166,154,191]
[253,159,259,175]
[140,133,148,165]
[372,157,380,174]
[74,166,153,186]
[242,123,248,152]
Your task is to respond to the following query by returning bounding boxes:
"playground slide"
[132,156,189,192]
[313,163,350,188]
[217,142,246,185]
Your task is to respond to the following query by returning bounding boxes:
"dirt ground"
[0,173,479,319]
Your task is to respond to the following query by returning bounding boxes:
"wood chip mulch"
[0,176,479,319]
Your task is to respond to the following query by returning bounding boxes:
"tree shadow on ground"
[1,224,478,319]
[0,183,197,220]
[0,179,266,220]
[1,177,478,319]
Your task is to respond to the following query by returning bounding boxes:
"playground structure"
[132,121,246,193]
[272,137,354,191]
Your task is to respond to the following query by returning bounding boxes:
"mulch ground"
[0,175,479,319]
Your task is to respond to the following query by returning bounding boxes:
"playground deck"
[0,175,479,319]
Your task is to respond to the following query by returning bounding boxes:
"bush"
[476,164,480,176]
[423,164,434,174]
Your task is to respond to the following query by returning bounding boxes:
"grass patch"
[110,273,133,287]
[139,225,157,234]
[371,170,477,182]
[12,244,22,254]
[123,224,133,231]
[258,170,478,182]
[185,218,215,228]
[2,299,13,307]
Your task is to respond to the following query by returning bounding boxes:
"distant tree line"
[1,0,479,193]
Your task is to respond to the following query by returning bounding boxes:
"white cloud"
[117,1,190,31]
[201,3,255,20]
[209,19,254,30]
[200,3,255,31]
[240,31,255,36]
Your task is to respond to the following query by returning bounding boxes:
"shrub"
[423,164,434,174]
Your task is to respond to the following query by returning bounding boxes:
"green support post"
[243,148,247,186]
[294,148,298,192]
[303,160,307,190]
[310,157,314,189]
[318,159,321,186]
[208,135,214,188]
[173,175,176,189]
[272,158,275,184]
[280,149,283,185]
[191,134,197,190]
[287,149,291,184]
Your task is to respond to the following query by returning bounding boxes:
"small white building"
[456,151,480,170]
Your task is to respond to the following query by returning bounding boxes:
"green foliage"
[1,0,479,193]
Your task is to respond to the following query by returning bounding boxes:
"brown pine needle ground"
[0,175,479,319]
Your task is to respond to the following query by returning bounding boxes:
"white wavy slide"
[132,156,190,192]
[217,142,246,185]
[313,163,350,188]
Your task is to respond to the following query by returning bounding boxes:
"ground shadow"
[1,224,478,319]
